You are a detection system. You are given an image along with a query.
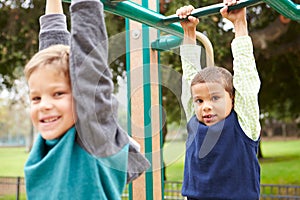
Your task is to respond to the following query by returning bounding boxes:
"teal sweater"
[25,127,128,200]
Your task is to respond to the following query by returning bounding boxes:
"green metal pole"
[151,35,183,51]
[125,0,163,199]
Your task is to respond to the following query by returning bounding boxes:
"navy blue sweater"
[182,111,260,200]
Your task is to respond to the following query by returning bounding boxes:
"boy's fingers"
[186,5,194,14]
[188,16,199,24]
[224,0,238,6]
[176,5,195,19]
[177,7,187,18]
[220,5,228,16]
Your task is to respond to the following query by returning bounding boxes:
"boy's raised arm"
[39,0,70,50]
[69,0,128,156]
[69,0,149,181]
[220,2,261,140]
[177,6,202,120]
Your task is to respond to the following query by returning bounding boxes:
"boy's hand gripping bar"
[161,0,263,25]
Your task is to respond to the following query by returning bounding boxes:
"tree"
[0,1,40,88]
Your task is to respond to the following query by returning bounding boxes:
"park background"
[0,0,300,199]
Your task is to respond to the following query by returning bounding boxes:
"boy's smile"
[28,65,76,140]
[191,82,233,126]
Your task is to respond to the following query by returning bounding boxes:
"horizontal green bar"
[162,0,263,25]
[161,0,300,24]
[62,0,300,51]
[62,0,184,37]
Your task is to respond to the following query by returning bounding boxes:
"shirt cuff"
[71,0,99,5]
[40,14,67,32]
[231,36,253,58]
[180,44,201,70]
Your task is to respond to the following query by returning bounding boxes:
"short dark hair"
[191,66,234,98]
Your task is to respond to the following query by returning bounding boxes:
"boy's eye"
[212,96,220,101]
[54,92,64,97]
[195,99,203,104]
[31,96,41,102]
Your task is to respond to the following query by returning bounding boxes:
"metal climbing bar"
[161,0,300,25]
[63,0,300,50]
[61,0,265,37]
[162,0,263,25]
[62,0,265,51]
[63,0,300,34]
[63,0,184,37]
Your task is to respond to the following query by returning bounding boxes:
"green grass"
[259,139,300,184]
[0,194,26,200]
[163,138,300,185]
[0,138,300,185]
[0,147,28,177]
[163,140,185,181]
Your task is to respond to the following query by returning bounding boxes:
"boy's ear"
[231,89,235,99]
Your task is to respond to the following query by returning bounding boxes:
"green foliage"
[258,21,300,120]
[105,12,126,85]
[0,1,42,87]
[259,52,300,121]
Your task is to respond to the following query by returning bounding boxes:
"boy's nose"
[202,101,212,111]
[39,98,54,110]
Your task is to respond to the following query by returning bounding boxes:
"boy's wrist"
[183,29,197,44]
[45,0,63,14]
[234,19,248,37]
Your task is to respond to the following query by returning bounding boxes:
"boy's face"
[191,82,233,126]
[28,66,76,140]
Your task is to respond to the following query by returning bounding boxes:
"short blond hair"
[24,45,70,81]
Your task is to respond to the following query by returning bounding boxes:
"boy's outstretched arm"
[177,6,201,120]
[69,0,126,157]
[39,0,70,50]
[220,0,261,140]
[69,0,149,181]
